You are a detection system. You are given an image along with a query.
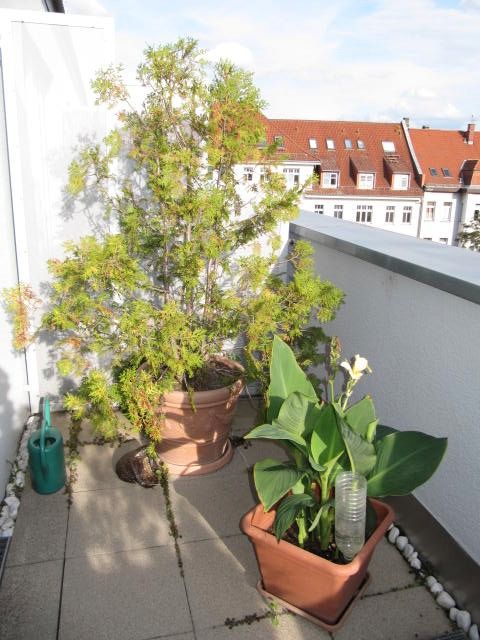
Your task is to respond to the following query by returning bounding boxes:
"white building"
[408,122,480,245]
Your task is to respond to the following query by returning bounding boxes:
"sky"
[63,0,480,130]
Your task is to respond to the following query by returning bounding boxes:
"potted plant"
[240,336,447,629]
[2,39,343,476]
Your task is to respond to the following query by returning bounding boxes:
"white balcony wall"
[291,211,480,564]
[0,9,113,494]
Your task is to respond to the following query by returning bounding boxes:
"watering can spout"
[28,397,66,494]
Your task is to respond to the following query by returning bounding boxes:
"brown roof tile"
[264,118,422,197]
[409,127,480,189]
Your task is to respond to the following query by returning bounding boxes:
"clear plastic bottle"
[335,472,367,561]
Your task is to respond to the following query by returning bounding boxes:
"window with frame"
[439,237,448,244]
[429,168,438,176]
[309,138,317,149]
[356,204,372,223]
[425,201,435,221]
[442,202,452,221]
[283,167,300,185]
[326,138,335,150]
[334,204,343,219]
[474,207,480,221]
[442,168,451,177]
[358,173,375,189]
[243,167,254,182]
[260,169,270,184]
[392,174,409,190]
[322,171,339,188]
[385,205,395,223]
[357,139,365,149]
[274,135,284,148]
[314,203,324,215]
[344,139,352,149]
[402,206,412,223]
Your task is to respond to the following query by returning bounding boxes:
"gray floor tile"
[333,585,453,640]
[182,534,266,630]
[171,469,257,542]
[66,484,171,557]
[0,559,63,640]
[59,546,192,640]
[7,486,68,566]
[197,613,331,640]
[72,439,145,492]
[365,537,418,595]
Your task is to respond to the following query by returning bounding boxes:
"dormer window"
[326,138,335,150]
[274,135,284,149]
[357,140,365,149]
[358,173,375,189]
[392,174,409,190]
[344,139,353,149]
[442,168,451,177]
[309,138,317,149]
[322,171,339,188]
[429,168,438,176]
[382,141,396,152]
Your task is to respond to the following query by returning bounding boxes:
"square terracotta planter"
[240,498,395,628]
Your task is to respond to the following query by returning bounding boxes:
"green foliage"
[2,39,343,442]
[246,337,447,554]
[457,217,480,251]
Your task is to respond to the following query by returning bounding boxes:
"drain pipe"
[42,0,65,12]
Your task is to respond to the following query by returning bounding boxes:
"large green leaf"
[273,494,315,540]
[253,458,307,511]
[375,424,398,441]
[367,431,447,497]
[344,395,376,438]
[276,391,323,439]
[338,416,377,476]
[310,403,345,468]
[245,421,307,452]
[266,336,318,422]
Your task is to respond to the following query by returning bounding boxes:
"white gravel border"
[387,523,478,640]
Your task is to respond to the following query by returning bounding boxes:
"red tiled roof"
[264,118,422,197]
[409,127,480,189]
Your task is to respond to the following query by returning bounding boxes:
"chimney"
[466,122,475,145]
[403,117,410,128]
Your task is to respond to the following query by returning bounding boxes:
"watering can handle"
[40,397,51,472]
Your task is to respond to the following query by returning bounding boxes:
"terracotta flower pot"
[156,356,244,476]
[240,498,395,629]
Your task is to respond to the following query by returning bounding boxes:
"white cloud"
[94,0,480,129]
[206,42,255,69]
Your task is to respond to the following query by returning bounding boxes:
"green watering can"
[28,398,66,494]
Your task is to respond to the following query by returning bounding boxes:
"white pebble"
[5,483,15,496]
[0,526,13,537]
[4,496,19,519]
[388,526,399,544]
[403,543,414,559]
[15,471,25,488]
[396,535,408,551]
[449,607,459,622]
[457,611,472,633]
[426,576,437,588]
[436,592,455,609]
[469,624,479,640]
[430,582,444,596]
[409,551,418,560]
[410,558,422,570]
[0,516,14,531]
